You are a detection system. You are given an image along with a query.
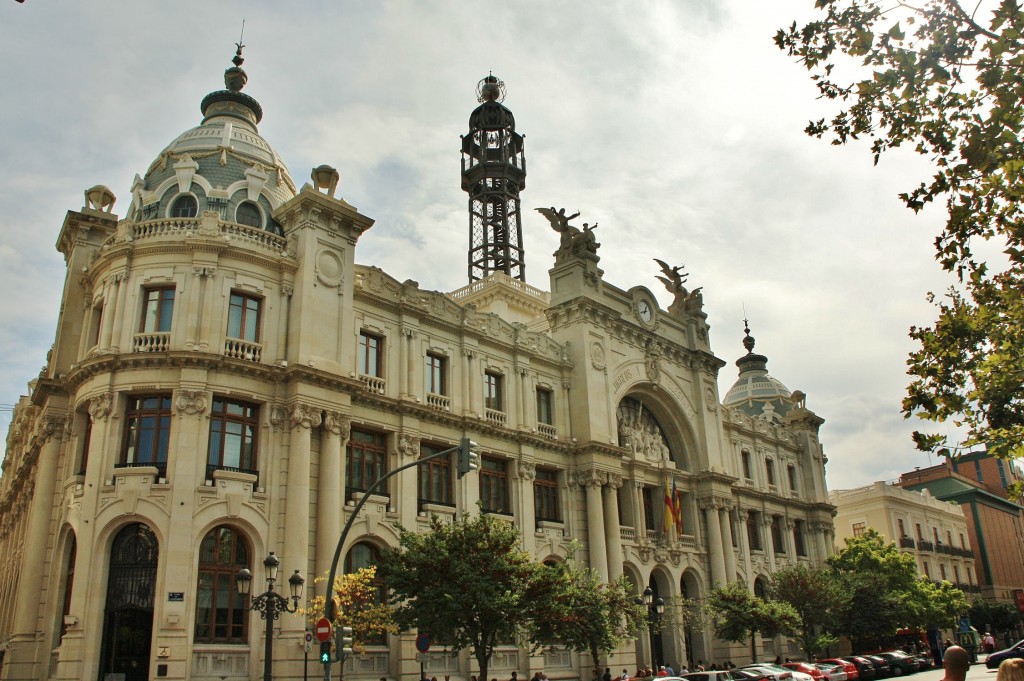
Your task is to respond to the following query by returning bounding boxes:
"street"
[911,661,999,681]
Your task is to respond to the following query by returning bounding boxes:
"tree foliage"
[707,581,799,663]
[768,565,846,658]
[301,567,398,654]
[776,0,1024,488]
[969,598,1024,635]
[377,513,539,681]
[527,545,647,673]
[828,529,967,648]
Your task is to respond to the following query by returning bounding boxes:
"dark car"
[861,655,892,678]
[986,639,1024,669]
[875,652,918,676]
[840,656,877,681]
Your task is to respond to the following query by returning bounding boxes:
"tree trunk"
[750,630,757,663]
[477,647,489,681]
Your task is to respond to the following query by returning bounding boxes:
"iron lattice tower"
[461,75,527,282]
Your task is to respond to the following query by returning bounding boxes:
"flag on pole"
[664,478,675,538]
[672,478,684,534]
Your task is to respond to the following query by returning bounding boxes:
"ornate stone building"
[0,54,835,681]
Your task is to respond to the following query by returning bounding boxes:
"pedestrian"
[621,669,630,681]
[665,664,675,676]
[604,668,613,681]
[997,659,1024,681]
[985,633,997,654]
[658,667,668,678]
[940,645,969,681]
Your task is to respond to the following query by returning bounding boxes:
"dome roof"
[722,324,792,420]
[132,46,296,229]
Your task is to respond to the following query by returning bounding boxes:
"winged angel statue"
[654,258,703,315]
[536,207,599,257]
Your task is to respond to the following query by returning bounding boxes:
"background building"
[831,481,979,591]
[899,454,1024,607]
[0,57,834,681]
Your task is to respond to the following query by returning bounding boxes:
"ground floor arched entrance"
[98,523,158,681]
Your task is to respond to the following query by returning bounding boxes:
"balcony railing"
[918,539,934,551]
[114,461,168,482]
[358,374,385,394]
[224,338,262,362]
[206,464,259,486]
[426,393,450,411]
[133,332,170,352]
[485,408,507,426]
[537,423,556,439]
[900,536,916,549]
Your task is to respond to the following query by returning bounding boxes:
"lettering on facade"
[612,369,633,393]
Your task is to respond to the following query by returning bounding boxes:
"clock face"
[637,300,653,323]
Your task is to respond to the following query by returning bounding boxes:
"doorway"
[99,524,158,681]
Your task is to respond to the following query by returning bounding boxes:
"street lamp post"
[635,586,665,669]
[238,552,306,681]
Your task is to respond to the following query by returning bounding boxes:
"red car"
[782,664,825,681]
[818,659,858,681]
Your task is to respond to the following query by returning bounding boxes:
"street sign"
[415,633,431,653]
[305,632,314,643]
[315,617,333,642]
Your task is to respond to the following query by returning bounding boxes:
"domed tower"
[460,75,527,283]
[723,320,793,421]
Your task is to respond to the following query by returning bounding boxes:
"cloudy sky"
[0,1,965,488]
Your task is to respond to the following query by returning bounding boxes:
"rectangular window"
[974,460,984,483]
[417,443,453,507]
[923,562,931,579]
[480,457,510,514]
[741,451,752,479]
[77,416,92,476]
[207,398,258,478]
[940,564,947,580]
[642,487,655,532]
[916,523,923,540]
[765,459,776,486]
[227,292,261,342]
[484,371,503,411]
[140,286,175,333]
[536,388,553,425]
[534,468,560,523]
[787,464,797,492]
[959,532,966,548]
[967,566,973,583]
[771,516,785,554]
[358,332,383,377]
[90,304,103,347]
[946,530,953,545]
[998,459,1008,488]
[121,394,173,473]
[852,521,866,538]
[954,565,961,583]
[898,519,906,537]
[747,511,762,551]
[933,527,940,544]
[346,430,387,495]
[425,353,446,395]
[793,519,807,556]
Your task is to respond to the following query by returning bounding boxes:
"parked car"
[731,671,769,681]
[875,652,918,676]
[861,655,892,678]
[819,658,859,681]
[737,665,793,681]
[840,656,877,681]
[680,673,768,681]
[781,663,826,681]
[812,663,846,681]
[910,653,933,671]
[986,639,1024,669]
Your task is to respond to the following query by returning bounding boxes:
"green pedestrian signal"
[457,437,480,478]
[320,641,332,664]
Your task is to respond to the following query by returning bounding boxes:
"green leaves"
[779,0,1024,486]
[707,581,799,662]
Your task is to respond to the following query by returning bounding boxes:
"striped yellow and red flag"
[664,478,675,537]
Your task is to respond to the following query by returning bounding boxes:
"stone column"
[317,412,349,579]
[285,404,320,597]
[764,517,778,572]
[110,270,130,351]
[405,330,419,399]
[581,470,609,582]
[462,349,477,415]
[277,284,292,362]
[560,378,572,435]
[197,266,218,351]
[98,274,118,350]
[518,461,538,554]
[700,497,727,587]
[633,481,646,538]
[737,506,754,589]
[517,366,529,429]
[812,521,829,563]
[603,475,624,580]
[399,328,410,397]
[720,502,737,583]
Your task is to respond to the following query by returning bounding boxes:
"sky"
[0,1,968,489]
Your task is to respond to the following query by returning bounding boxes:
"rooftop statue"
[537,207,600,259]
[655,258,703,315]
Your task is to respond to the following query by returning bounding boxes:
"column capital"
[697,496,723,511]
[462,348,476,359]
[175,389,208,416]
[323,411,351,439]
[574,468,606,489]
[397,433,420,459]
[606,473,624,490]
[289,403,323,430]
[88,392,113,421]
[517,460,537,481]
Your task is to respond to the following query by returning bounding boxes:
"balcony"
[426,392,450,411]
[485,408,507,426]
[224,338,262,362]
[918,539,934,551]
[900,536,916,549]
[537,423,557,439]
[206,464,258,487]
[358,374,385,395]
[133,332,170,352]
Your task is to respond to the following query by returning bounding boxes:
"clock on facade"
[636,299,654,324]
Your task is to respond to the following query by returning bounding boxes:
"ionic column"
[633,481,646,537]
[462,349,476,415]
[14,417,65,635]
[110,270,130,351]
[560,378,572,435]
[604,475,624,580]
[812,522,829,563]
[720,503,737,583]
[186,266,208,349]
[317,412,349,579]
[99,274,118,350]
[196,266,218,351]
[399,328,410,397]
[764,517,778,572]
[582,470,609,582]
[285,404,320,592]
[737,506,754,589]
[518,462,538,554]
[700,497,727,587]
[277,284,292,362]
[518,366,529,428]
[405,330,418,398]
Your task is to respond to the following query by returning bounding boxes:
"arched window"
[170,195,198,218]
[60,534,77,640]
[235,201,262,228]
[194,526,250,643]
[344,542,386,645]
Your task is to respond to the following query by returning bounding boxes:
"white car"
[740,665,811,681]
[814,664,847,681]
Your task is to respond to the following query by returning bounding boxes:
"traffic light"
[320,641,332,665]
[457,437,480,479]
[338,626,354,658]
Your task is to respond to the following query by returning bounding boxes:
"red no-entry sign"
[315,617,333,642]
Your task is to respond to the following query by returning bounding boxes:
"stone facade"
[0,62,835,681]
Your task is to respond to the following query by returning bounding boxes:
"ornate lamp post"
[635,586,665,669]
[237,552,305,681]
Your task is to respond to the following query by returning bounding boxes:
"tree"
[302,566,398,653]
[775,0,1024,489]
[527,546,647,674]
[707,581,799,663]
[377,513,539,681]
[768,565,846,658]
[969,599,1023,640]
[828,529,967,649]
